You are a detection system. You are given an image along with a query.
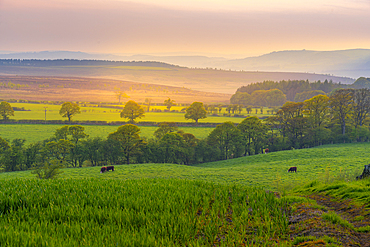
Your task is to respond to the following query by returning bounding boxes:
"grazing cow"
[265,148,269,154]
[100,166,107,173]
[106,166,114,172]
[288,166,297,173]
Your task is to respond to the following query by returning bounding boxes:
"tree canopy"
[120,100,145,123]
[108,124,144,164]
[164,98,176,111]
[59,102,81,122]
[0,101,14,120]
[185,102,207,123]
[154,122,179,140]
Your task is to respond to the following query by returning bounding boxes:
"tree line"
[1,88,370,173]
[0,59,179,68]
[231,77,370,106]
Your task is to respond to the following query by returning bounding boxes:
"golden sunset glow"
[1,0,370,57]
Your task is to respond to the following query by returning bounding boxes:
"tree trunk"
[342,116,346,136]
[356,165,370,180]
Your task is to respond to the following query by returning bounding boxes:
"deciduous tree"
[303,95,330,128]
[352,88,370,128]
[114,88,129,104]
[1,139,26,172]
[185,102,207,124]
[158,133,186,164]
[154,122,179,139]
[108,124,145,164]
[144,98,152,112]
[164,98,176,111]
[120,100,145,123]
[59,102,81,122]
[207,122,243,160]
[0,101,14,120]
[329,89,354,136]
[237,116,267,155]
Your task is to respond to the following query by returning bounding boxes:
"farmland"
[0,179,290,246]
[0,124,214,144]
[1,142,368,190]
[0,143,370,246]
[1,143,370,246]
[6,102,272,123]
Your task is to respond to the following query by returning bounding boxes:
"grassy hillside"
[1,142,370,246]
[1,142,368,190]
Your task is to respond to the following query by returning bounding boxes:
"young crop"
[0,178,290,246]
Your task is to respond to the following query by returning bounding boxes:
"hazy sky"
[1,0,370,57]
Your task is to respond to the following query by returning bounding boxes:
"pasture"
[1,142,368,190]
[0,124,214,144]
[8,102,272,123]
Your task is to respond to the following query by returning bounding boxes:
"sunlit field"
[0,124,214,144]
[9,103,273,123]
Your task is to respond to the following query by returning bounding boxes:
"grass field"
[1,142,368,190]
[0,124,214,144]
[9,103,272,123]
[0,179,290,246]
[1,142,370,246]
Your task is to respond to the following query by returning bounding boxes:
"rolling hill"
[0,59,354,95]
[0,75,230,104]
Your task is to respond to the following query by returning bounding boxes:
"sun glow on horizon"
[1,0,369,56]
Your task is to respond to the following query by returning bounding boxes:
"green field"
[0,124,214,144]
[1,142,368,190]
[0,179,290,246]
[9,103,272,123]
[1,142,370,246]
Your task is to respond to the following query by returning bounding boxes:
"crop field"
[8,103,272,123]
[0,179,290,246]
[0,124,214,144]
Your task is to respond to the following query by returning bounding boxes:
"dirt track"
[289,194,370,246]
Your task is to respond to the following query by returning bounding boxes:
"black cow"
[106,166,114,172]
[288,166,297,173]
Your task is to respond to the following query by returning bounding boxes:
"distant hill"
[0,59,179,68]
[1,49,370,78]
[0,59,354,94]
[215,49,370,79]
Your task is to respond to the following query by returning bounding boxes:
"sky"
[1,0,370,57]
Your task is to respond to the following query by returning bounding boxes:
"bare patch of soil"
[288,194,370,246]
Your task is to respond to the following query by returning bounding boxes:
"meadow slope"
[1,142,369,190]
[1,142,370,246]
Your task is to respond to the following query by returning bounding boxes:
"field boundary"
[0,120,225,127]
